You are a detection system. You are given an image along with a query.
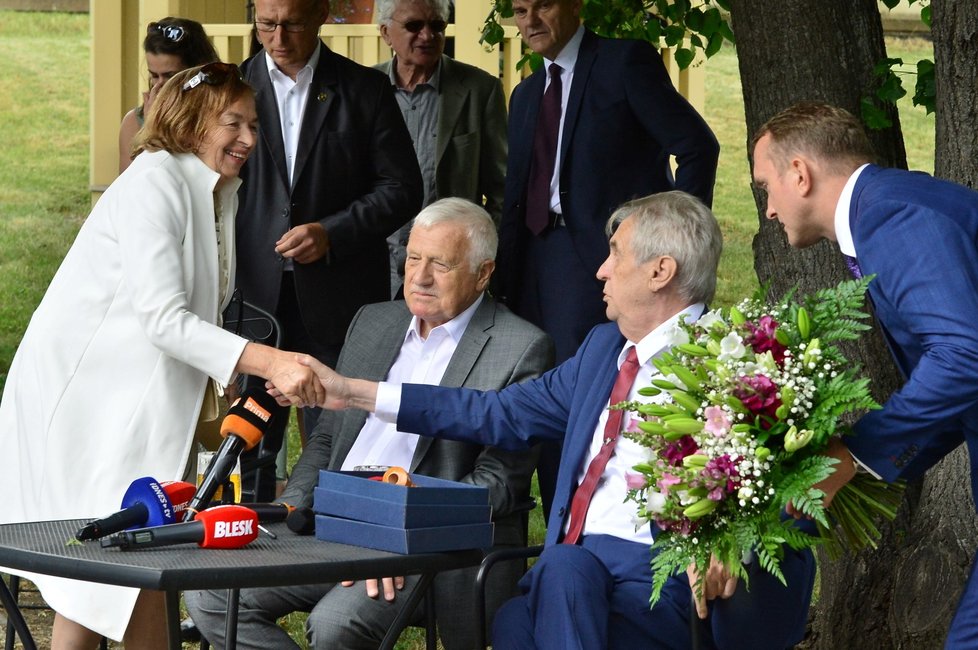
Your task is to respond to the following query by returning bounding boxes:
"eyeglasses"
[254,20,309,33]
[150,22,185,42]
[393,19,448,34]
[182,62,241,92]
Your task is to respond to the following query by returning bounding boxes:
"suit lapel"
[410,298,495,468]
[246,55,290,189]
[292,43,337,191]
[332,306,414,466]
[435,56,467,166]
[560,30,597,166]
[510,69,546,185]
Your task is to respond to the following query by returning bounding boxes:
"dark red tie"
[525,63,563,235]
[563,346,641,544]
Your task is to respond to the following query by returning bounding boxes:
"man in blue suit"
[294,191,815,649]
[496,0,720,518]
[751,101,978,648]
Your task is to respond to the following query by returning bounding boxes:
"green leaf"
[674,47,695,70]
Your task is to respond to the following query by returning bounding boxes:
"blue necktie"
[843,254,862,279]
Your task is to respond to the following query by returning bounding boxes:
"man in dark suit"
[187,198,554,649]
[752,101,978,648]
[374,0,508,296]
[234,0,423,499]
[296,192,815,649]
[498,0,719,515]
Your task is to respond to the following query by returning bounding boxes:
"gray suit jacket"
[376,55,507,221]
[282,296,554,548]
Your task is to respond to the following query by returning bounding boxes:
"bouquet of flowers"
[621,277,904,606]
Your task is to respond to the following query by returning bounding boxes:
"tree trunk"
[933,0,978,189]
[724,1,971,647]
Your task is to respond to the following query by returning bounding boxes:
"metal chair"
[221,291,284,503]
[1,574,107,650]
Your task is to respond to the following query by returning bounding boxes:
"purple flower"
[702,454,740,496]
[662,435,698,465]
[745,315,788,364]
[733,374,782,427]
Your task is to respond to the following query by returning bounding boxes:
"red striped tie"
[563,346,641,544]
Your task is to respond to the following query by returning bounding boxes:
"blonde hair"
[131,64,253,158]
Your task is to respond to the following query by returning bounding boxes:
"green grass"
[0,9,937,647]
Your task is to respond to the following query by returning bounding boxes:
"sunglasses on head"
[182,62,242,92]
[395,18,448,34]
[150,22,185,42]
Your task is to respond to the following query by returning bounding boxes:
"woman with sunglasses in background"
[0,63,323,649]
[118,17,219,172]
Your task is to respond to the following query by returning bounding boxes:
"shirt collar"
[621,303,706,369]
[405,293,485,344]
[545,24,585,72]
[264,40,321,80]
[387,56,441,91]
[833,163,869,257]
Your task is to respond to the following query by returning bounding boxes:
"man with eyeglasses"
[374,0,507,299]
[234,0,423,500]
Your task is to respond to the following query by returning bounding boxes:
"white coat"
[0,150,249,640]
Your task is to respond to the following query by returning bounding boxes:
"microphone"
[198,501,293,523]
[75,478,196,541]
[183,389,276,521]
[101,504,259,550]
[286,506,315,535]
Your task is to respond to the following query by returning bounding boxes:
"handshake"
[266,355,378,414]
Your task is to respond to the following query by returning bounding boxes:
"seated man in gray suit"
[185,198,554,650]
[376,0,508,296]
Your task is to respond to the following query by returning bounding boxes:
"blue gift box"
[313,470,494,554]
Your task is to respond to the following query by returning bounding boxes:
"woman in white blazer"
[0,63,322,649]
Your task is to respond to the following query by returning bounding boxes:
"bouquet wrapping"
[622,277,903,606]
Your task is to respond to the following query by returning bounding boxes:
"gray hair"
[605,191,722,305]
[413,198,498,271]
[376,0,451,24]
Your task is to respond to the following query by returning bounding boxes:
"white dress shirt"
[543,25,585,216]
[342,295,483,470]
[575,304,705,543]
[833,162,869,258]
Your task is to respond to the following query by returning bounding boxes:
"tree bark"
[723,1,971,647]
[933,0,978,189]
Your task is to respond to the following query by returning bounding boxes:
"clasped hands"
[267,355,360,410]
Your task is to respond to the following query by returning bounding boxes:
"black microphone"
[183,389,276,522]
[75,478,196,541]
[201,501,293,523]
[101,505,259,550]
[286,506,315,535]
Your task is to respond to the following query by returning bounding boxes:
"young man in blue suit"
[752,101,978,648]
[292,191,815,649]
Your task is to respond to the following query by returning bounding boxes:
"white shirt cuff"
[850,450,882,479]
[374,381,401,423]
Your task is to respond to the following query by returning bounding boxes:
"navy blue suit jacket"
[399,322,627,546]
[495,30,719,306]
[845,165,978,503]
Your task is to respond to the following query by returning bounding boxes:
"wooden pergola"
[89,0,703,201]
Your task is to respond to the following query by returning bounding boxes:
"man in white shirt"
[296,191,816,649]
[234,0,423,500]
[186,198,553,649]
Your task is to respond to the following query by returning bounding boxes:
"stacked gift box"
[313,470,494,554]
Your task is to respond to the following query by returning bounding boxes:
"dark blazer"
[236,44,423,347]
[376,55,507,221]
[845,165,978,503]
[496,30,719,305]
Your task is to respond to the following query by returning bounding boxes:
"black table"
[0,519,483,649]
